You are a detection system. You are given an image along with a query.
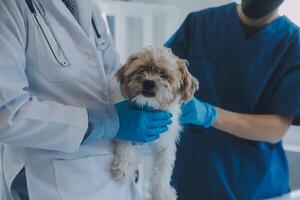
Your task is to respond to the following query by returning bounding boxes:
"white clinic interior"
[0,0,299,200]
[97,0,300,199]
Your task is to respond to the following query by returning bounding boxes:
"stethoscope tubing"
[34,14,71,67]
[34,0,71,66]
[25,0,109,67]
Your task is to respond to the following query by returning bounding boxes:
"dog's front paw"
[152,186,177,200]
[111,167,127,181]
[111,158,136,181]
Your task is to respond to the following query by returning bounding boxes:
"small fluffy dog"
[110,46,198,200]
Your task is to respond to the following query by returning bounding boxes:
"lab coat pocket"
[34,23,85,82]
[53,155,137,200]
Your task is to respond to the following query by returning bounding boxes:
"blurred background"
[0,1,298,200]
[97,0,300,198]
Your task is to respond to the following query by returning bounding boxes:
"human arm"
[181,98,294,144]
[213,54,300,143]
[83,100,172,144]
[213,107,293,144]
[0,0,90,153]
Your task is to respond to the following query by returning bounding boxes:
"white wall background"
[138,0,232,18]
[100,0,232,62]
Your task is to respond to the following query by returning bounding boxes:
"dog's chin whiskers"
[129,94,139,100]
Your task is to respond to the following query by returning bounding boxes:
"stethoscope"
[25,0,110,67]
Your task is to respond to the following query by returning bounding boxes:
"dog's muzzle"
[142,80,156,97]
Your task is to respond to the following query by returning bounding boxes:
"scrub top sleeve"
[165,13,195,59]
[268,62,300,125]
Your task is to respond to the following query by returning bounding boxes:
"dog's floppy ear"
[115,64,127,85]
[177,59,199,102]
[115,55,138,85]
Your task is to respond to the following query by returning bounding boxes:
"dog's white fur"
[109,46,198,200]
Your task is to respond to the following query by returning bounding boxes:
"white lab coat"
[0,0,139,199]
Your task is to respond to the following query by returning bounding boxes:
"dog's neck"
[132,95,180,111]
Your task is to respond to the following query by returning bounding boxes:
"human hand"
[115,100,173,142]
[180,97,217,128]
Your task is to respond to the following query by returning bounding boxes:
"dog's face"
[116,47,199,108]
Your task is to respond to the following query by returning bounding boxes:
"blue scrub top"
[166,3,300,200]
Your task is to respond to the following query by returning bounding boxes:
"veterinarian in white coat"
[0,0,172,200]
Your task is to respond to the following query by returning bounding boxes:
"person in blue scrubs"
[166,0,300,199]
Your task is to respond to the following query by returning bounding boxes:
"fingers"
[149,119,172,129]
[148,126,168,136]
[129,102,156,111]
[150,111,173,121]
[179,113,193,126]
[146,135,160,142]
[180,111,189,118]
[179,117,188,126]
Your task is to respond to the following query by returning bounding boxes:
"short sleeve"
[268,61,300,125]
[164,13,195,59]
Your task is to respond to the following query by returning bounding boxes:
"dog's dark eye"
[160,72,168,79]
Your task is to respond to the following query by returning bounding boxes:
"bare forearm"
[213,107,293,144]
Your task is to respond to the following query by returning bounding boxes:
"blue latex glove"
[180,97,217,128]
[83,101,172,144]
[115,100,172,142]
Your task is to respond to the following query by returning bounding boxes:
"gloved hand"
[115,100,172,142]
[83,100,172,144]
[180,97,217,128]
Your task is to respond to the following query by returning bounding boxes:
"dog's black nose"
[143,80,156,91]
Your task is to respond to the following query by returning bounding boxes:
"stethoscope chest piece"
[96,35,110,51]
[62,60,71,67]
[92,17,110,51]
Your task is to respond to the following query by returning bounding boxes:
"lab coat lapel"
[77,0,93,37]
[35,0,108,94]
[53,0,95,42]
[40,0,96,51]
[38,0,108,69]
